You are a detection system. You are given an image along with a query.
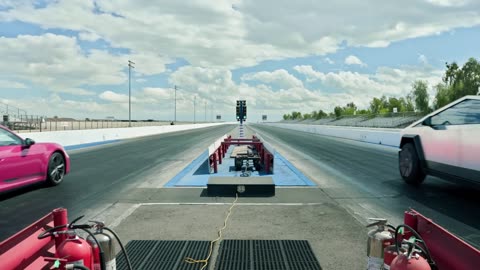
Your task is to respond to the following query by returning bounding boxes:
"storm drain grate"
[215,240,322,270]
[116,240,210,270]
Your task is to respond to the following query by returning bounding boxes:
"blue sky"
[0,0,479,121]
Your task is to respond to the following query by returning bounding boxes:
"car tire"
[47,152,66,186]
[399,143,426,185]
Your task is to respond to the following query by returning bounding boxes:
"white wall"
[21,123,233,147]
[262,123,402,147]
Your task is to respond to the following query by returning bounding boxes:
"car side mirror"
[422,117,432,126]
[24,138,35,147]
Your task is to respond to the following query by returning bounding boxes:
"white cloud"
[78,31,101,42]
[99,91,130,103]
[345,55,366,66]
[169,66,238,106]
[6,63,445,121]
[167,66,334,120]
[294,64,443,108]
[418,54,428,64]
[324,57,334,64]
[0,34,128,95]
[53,87,96,96]
[0,80,27,89]
[1,0,479,69]
[293,65,323,82]
[0,33,171,98]
[0,0,477,120]
[238,0,480,51]
[241,69,304,89]
[425,0,469,7]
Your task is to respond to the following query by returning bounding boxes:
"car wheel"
[399,143,426,185]
[47,152,65,186]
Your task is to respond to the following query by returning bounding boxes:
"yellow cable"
[184,193,239,270]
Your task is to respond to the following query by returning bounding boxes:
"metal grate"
[215,240,322,270]
[116,240,210,270]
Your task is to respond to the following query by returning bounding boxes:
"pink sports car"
[0,125,70,193]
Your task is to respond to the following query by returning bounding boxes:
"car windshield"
[0,128,22,146]
[1,1,479,270]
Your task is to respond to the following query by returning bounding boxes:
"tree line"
[283,57,480,120]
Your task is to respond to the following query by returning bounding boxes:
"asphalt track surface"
[0,125,236,241]
[1,123,479,268]
[250,124,480,248]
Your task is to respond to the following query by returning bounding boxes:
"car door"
[420,102,465,174]
[0,128,43,192]
[456,99,480,181]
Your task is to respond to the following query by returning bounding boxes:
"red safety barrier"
[218,146,223,164]
[404,209,480,270]
[0,208,68,270]
[210,136,274,174]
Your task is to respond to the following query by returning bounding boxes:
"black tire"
[399,143,426,185]
[47,152,65,186]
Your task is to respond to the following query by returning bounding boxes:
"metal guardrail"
[1,114,209,133]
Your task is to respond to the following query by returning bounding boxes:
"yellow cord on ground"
[184,193,239,270]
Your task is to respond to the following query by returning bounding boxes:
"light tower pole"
[174,85,177,123]
[128,60,135,127]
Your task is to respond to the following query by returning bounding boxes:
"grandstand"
[282,112,423,128]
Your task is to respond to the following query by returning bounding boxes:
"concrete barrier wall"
[21,123,233,147]
[261,123,402,147]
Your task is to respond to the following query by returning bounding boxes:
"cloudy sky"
[0,0,479,121]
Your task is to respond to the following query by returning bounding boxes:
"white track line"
[139,202,325,206]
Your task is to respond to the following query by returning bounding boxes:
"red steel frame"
[0,208,68,270]
[1,208,479,269]
[404,209,480,270]
[209,135,274,174]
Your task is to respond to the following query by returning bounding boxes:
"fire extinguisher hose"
[103,227,134,270]
[394,224,437,269]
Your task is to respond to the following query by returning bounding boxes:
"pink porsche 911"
[0,125,70,193]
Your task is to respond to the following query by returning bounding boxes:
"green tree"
[404,95,415,112]
[457,58,480,97]
[291,111,302,120]
[303,113,312,119]
[369,96,388,114]
[357,109,371,115]
[443,62,459,86]
[342,102,357,115]
[283,114,291,120]
[411,80,430,113]
[316,110,328,119]
[334,106,343,117]
[440,58,480,105]
[433,83,451,109]
[387,97,403,113]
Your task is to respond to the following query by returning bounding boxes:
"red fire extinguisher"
[38,215,95,270]
[389,224,437,270]
[383,244,401,270]
[56,232,94,269]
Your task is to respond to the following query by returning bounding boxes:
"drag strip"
[250,124,480,248]
[0,124,235,241]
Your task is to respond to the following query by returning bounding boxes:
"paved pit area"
[113,187,366,270]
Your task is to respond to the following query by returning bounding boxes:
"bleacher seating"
[281,113,423,128]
